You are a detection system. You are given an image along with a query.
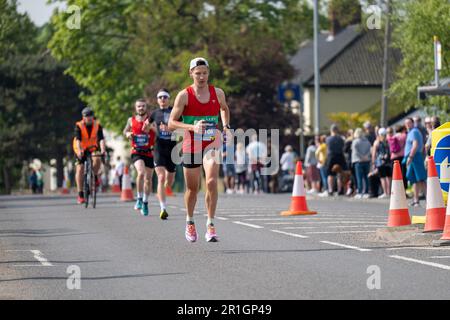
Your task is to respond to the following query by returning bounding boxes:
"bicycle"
[82,149,104,209]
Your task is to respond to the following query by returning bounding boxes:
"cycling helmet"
[81,107,94,117]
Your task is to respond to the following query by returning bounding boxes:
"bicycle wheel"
[84,157,91,209]
[91,168,97,209]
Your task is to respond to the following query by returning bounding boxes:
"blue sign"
[278,83,301,103]
[434,135,450,193]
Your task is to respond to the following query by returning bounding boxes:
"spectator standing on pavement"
[280,145,296,177]
[394,125,408,188]
[344,129,355,196]
[403,117,426,207]
[316,135,328,193]
[425,116,441,156]
[351,128,371,199]
[235,142,248,194]
[322,124,346,196]
[372,128,392,199]
[115,156,124,190]
[413,116,428,151]
[246,134,267,194]
[364,121,377,145]
[304,140,320,194]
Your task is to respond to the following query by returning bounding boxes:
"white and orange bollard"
[388,160,411,227]
[120,166,134,202]
[280,161,317,216]
[424,156,446,232]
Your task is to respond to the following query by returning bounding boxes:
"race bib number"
[194,121,216,141]
[134,134,149,147]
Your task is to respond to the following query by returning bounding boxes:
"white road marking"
[320,241,372,252]
[282,225,384,230]
[169,205,177,209]
[306,231,377,234]
[389,255,450,270]
[232,221,264,229]
[270,230,309,238]
[429,256,450,259]
[265,221,384,225]
[30,250,53,266]
[386,247,450,251]
[244,217,386,221]
[216,217,229,221]
[8,250,53,267]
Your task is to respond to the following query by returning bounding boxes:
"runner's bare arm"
[168,90,192,132]
[216,88,230,128]
[123,117,132,139]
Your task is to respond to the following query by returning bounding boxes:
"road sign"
[278,83,301,103]
[431,122,450,202]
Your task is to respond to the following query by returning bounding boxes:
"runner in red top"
[123,99,155,216]
[169,57,231,243]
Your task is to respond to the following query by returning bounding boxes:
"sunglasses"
[158,96,169,99]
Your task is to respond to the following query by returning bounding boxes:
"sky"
[16,0,65,27]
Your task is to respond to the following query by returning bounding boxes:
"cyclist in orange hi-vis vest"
[123,99,156,216]
[168,57,231,243]
[73,107,106,204]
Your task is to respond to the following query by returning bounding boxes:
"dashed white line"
[320,241,372,252]
[306,231,377,234]
[8,250,53,267]
[30,250,53,266]
[270,230,309,238]
[429,256,450,259]
[216,217,229,221]
[282,225,384,230]
[232,221,264,229]
[389,255,450,270]
[265,221,384,225]
[244,217,385,222]
[386,247,450,251]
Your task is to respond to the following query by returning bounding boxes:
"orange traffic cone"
[61,177,69,194]
[281,161,317,216]
[165,185,175,197]
[424,156,446,232]
[388,160,411,227]
[439,198,450,240]
[111,173,121,193]
[120,166,134,202]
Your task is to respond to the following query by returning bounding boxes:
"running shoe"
[141,202,149,216]
[77,196,85,204]
[134,198,143,211]
[160,209,169,220]
[205,224,218,242]
[185,223,197,242]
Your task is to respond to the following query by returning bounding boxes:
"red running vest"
[182,85,221,153]
[131,116,155,157]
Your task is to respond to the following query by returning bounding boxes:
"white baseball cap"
[378,127,387,136]
[189,57,209,70]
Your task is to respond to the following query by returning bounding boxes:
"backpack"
[388,136,401,154]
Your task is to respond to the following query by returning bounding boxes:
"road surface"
[0,193,449,300]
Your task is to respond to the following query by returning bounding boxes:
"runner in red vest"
[169,57,231,242]
[123,99,155,216]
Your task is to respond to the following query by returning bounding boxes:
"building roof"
[290,25,402,87]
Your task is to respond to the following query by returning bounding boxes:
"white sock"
[186,216,194,224]
[207,217,214,226]
[159,201,166,210]
[137,192,142,199]
[143,193,149,203]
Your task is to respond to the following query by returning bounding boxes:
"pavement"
[0,192,449,300]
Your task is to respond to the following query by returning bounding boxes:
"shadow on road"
[0,272,185,283]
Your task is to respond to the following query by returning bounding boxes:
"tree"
[48,0,322,133]
[390,0,450,110]
[0,1,85,193]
